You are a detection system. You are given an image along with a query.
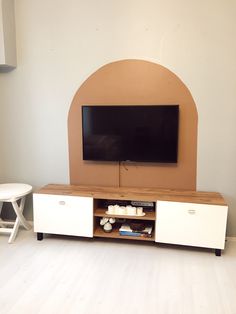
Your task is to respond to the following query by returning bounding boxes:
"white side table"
[0,183,32,243]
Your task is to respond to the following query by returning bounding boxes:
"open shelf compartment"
[93,198,156,242]
[94,226,155,242]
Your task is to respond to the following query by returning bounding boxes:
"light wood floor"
[1,230,236,314]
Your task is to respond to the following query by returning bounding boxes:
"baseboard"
[226,236,236,242]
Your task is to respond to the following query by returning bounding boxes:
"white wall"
[0,0,236,235]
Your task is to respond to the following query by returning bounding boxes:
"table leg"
[8,197,31,243]
[12,197,31,230]
[8,215,21,243]
[37,232,44,241]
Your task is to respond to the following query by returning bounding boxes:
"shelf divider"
[94,207,155,221]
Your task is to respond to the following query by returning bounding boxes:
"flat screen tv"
[82,105,179,163]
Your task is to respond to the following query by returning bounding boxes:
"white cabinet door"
[33,194,93,237]
[155,201,228,249]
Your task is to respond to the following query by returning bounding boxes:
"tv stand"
[33,184,228,256]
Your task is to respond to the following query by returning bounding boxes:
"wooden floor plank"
[0,230,236,314]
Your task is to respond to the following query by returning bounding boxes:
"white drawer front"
[33,194,93,237]
[155,201,228,249]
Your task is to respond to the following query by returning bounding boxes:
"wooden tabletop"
[0,183,33,201]
[34,184,227,206]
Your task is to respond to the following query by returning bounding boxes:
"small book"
[119,231,142,237]
[119,230,152,238]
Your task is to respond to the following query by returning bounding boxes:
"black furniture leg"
[37,232,43,241]
[215,249,221,256]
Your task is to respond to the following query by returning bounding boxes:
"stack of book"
[119,223,153,238]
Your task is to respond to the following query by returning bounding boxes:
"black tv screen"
[82,105,179,163]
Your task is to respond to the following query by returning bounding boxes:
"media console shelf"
[33,184,228,256]
[93,200,156,242]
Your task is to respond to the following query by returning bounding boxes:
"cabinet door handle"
[59,201,66,205]
[188,209,196,214]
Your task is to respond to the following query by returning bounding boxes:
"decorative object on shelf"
[100,217,116,233]
[106,204,145,216]
[129,222,146,232]
[137,207,144,216]
[131,200,154,209]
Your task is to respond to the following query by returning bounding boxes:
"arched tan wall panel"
[68,59,198,190]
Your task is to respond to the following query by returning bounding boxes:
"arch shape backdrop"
[68,59,198,190]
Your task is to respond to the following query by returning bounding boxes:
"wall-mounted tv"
[82,105,179,163]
